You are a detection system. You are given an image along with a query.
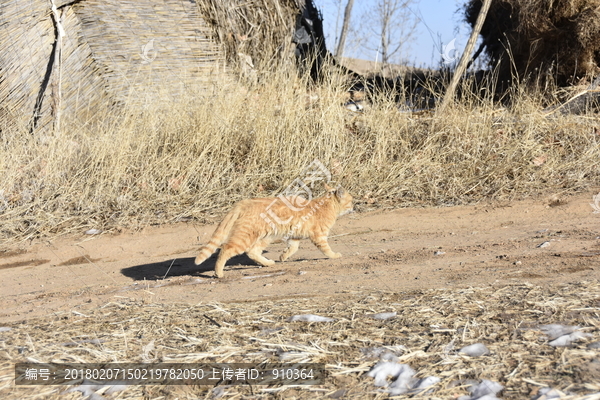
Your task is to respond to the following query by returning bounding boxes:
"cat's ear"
[335,187,346,199]
[324,183,335,192]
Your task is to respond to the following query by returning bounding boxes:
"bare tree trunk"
[335,0,354,58]
[438,0,492,114]
[380,1,391,65]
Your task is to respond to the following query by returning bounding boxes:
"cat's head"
[325,184,353,216]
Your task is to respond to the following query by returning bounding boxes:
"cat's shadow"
[121,252,263,281]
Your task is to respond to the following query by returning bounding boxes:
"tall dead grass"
[1,69,599,243]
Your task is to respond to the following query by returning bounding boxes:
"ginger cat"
[195,185,353,278]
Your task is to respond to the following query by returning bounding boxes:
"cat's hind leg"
[214,243,244,278]
[280,239,300,261]
[247,238,275,267]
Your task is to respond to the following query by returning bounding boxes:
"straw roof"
[196,0,301,72]
[0,0,309,135]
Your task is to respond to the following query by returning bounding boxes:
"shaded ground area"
[0,192,599,398]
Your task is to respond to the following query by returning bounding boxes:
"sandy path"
[1,192,599,324]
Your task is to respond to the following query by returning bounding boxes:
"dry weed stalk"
[0,68,599,243]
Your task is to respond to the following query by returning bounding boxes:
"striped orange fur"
[195,185,353,278]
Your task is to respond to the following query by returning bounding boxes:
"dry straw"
[1,282,599,398]
[196,0,300,72]
[1,68,600,243]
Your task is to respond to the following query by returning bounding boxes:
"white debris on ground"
[277,349,311,361]
[360,345,406,362]
[539,324,592,347]
[457,379,504,400]
[460,343,491,357]
[211,386,228,399]
[287,314,334,322]
[64,381,126,400]
[367,361,439,395]
[368,312,397,320]
[410,376,442,395]
[549,331,592,347]
[367,362,414,395]
[531,387,566,399]
[141,339,156,362]
[540,324,579,340]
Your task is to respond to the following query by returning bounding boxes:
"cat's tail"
[194,208,240,265]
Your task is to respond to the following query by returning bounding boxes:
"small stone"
[537,241,551,248]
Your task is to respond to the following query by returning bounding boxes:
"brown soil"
[1,192,599,325]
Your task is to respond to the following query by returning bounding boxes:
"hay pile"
[1,282,600,399]
[196,0,301,74]
[465,0,600,87]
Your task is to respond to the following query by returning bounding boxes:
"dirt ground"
[1,191,599,325]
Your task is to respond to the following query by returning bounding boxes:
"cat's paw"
[329,252,342,259]
[261,259,276,266]
[279,254,288,262]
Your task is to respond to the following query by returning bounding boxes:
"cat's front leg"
[310,234,341,258]
[280,239,300,261]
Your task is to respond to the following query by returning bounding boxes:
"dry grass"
[1,282,600,399]
[1,68,599,243]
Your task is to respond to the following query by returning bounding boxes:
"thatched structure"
[0,0,323,135]
[198,0,305,70]
[0,0,227,134]
[465,0,600,87]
